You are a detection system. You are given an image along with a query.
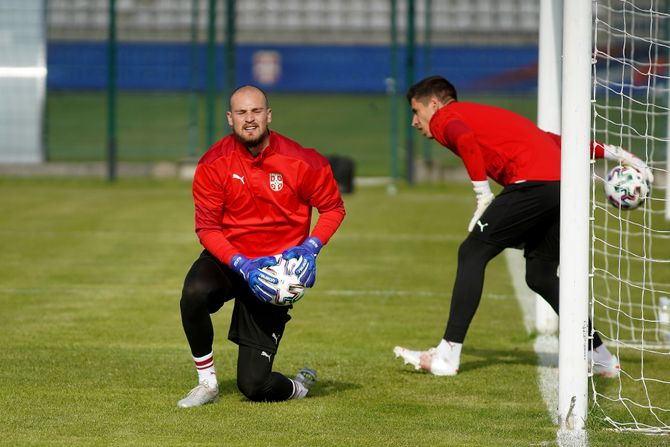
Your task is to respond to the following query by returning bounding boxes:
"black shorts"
[468,181,560,262]
[194,250,291,354]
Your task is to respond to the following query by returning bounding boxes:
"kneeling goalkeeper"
[177,86,345,408]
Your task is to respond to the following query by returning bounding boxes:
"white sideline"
[503,249,589,447]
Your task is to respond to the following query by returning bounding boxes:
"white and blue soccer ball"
[604,165,649,210]
[260,255,306,306]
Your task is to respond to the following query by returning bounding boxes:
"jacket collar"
[235,131,278,161]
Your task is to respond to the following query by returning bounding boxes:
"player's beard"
[234,128,270,152]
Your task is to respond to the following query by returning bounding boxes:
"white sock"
[193,352,218,388]
[436,339,462,367]
[289,379,308,400]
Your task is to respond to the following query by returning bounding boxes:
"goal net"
[591,0,670,433]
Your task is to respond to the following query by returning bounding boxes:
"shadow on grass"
[309,379,361,397]
[462,346,554,373]
[216,378,361,400]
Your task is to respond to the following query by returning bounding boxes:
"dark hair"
[406,75,458,104]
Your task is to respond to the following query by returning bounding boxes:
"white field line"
[504,249,588,447]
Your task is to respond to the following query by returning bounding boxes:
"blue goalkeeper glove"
[231,254,279,303]
[282,236,323,288]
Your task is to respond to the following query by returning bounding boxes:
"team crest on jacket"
[269,173,284,191]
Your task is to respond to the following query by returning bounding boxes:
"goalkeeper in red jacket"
[177,85,345,407]
[394,75,653,377]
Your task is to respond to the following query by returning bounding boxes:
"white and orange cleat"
[590,354,621,378]
[393,346,459,376]
[588,345,621,378]
[290,367,317,400]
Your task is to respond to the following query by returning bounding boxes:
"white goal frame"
[0,0,46,163]
[557,0,592,433]
[535,0,561,337]
[544,0,670,436]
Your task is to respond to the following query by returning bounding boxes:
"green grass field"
[0,178,667,446]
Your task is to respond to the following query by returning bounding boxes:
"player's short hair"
[229,85,269,110]
[406,75,458,104]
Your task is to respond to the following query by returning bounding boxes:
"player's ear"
[267,107,272,124]
[226,111,233,126]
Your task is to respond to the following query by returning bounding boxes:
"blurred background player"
[393,75,653,377]
[178,85,345,407]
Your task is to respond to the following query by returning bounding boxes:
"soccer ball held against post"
[604,165,649,210]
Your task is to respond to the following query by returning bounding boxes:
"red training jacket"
[192,131,346,265]
[429,102,606,186]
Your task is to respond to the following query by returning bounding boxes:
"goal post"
[551,0,670,435]
[535,0,562,336]
[558,0,592,433]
